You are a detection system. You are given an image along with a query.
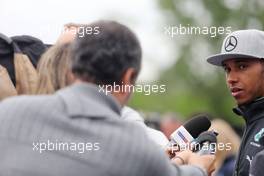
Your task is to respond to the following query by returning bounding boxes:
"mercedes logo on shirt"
[224,36,237,52]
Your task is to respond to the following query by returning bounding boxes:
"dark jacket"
[233,97,264,176]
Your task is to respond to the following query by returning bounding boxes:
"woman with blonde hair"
[209,119,241,176]
[35,23,83,94]
[35,43,74,94]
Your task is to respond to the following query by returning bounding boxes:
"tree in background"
[129,0,264,126]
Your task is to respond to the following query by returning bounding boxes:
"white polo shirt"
[121,106,169,148]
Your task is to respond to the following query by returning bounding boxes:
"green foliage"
[130,0,264,126]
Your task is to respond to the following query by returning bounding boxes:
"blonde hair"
[209,119,240,175]
[35,43,73,94]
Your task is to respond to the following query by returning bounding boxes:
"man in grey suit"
[0,20,214,176]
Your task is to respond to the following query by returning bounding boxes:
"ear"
[66,70,76,85]
[112,68,137,107]
[261,60,264,77]
[121,68,137,86]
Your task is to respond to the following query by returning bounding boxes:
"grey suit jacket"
[0,83,207,176]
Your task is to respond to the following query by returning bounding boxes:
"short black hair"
[71,20,142,85]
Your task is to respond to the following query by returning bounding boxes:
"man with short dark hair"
[0,20,214,176]
[71,21,141,106]
[207,29,264,176]
[53,22,170,147]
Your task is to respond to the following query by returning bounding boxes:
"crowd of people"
[0,20,263,176]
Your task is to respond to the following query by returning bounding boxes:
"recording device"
[192,130,218,155]
[167,115,211,150]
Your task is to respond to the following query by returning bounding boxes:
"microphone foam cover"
[183,115,211,138]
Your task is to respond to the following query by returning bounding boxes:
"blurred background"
[1,0,264,132]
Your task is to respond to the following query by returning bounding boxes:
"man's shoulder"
[1,93,57,105]
[0,94,62,115]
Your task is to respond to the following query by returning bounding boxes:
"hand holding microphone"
[167,115,217,175]
[166,115,211,158]
[192,130,218,155]
[171,131,217,176]
[172,150,216,175]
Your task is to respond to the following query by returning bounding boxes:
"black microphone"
[168,115,211,150]
[192,130,218,155]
